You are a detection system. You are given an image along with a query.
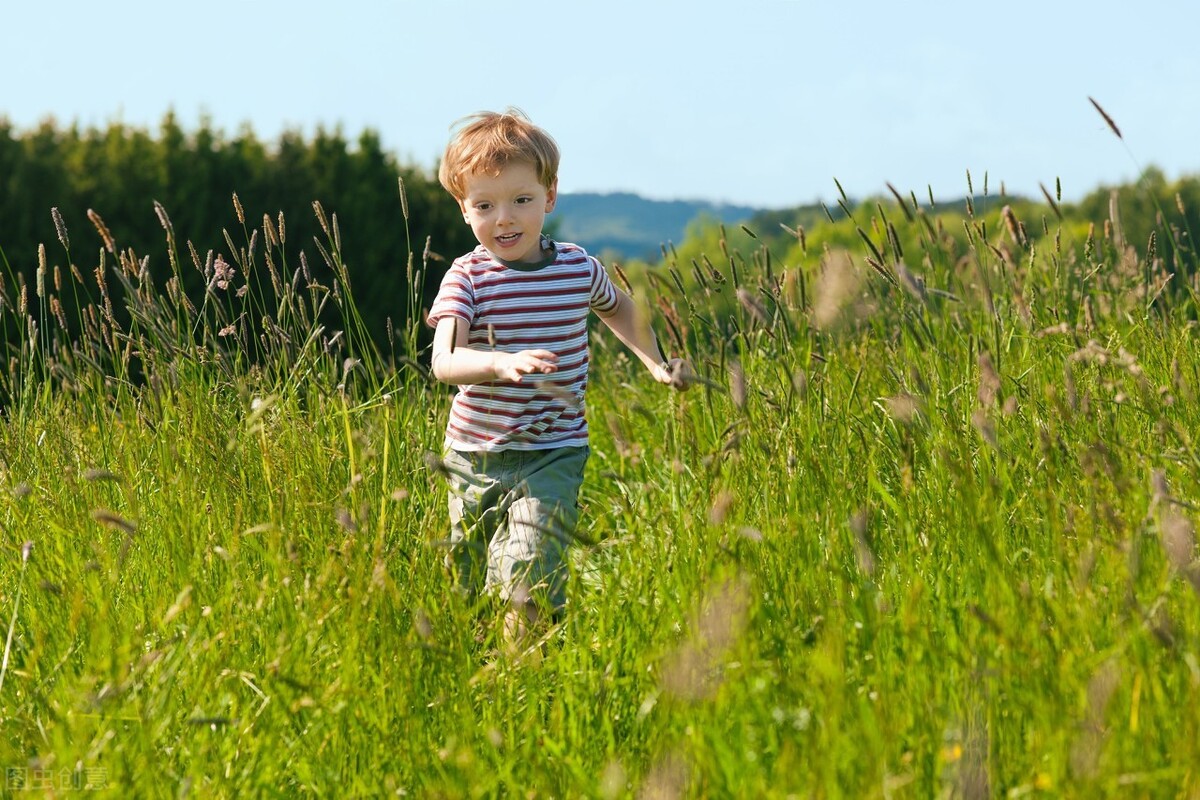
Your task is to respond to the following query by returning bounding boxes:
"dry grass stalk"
[660,575,751,701]
[1070,660,1120,779]
[811,250,864,331]
[1160,510,1196,572]
[895,261,927,301]
[971,409,998,450]
[51,296,69,333]
[728,361,746,410]
[36,246,46,298]
[1039,183,1063,221]
[1001,205,1026,248]
[850,508,875,577]
[312,200,330,238]
[637,750,688,800]
[1088,96,1122,139]
[599,761,627,800]
[605,413,637,459]
[88,209,116,254]
[533,379,582,411]
[884,393,923,425]
[956,723,992,800]
[977,353,1000,408]
[1151,470,1196,572]
[397,176,409,221]
[613,261,634,296]
[92,508,136,534]
[736,287,770,329]
[153,201,173,236]
[708,490,735,526]
[421,451,450,478]
[51,207,69,251]
[886,181,914,222]
[1107,191,1125,250]
[263,213,279,248]
[779,221,807,252]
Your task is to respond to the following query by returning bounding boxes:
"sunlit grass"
[0,174,1198,798]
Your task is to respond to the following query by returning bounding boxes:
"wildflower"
[212,256,235,291]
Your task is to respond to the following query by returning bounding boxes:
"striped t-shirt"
[427,239,620,451]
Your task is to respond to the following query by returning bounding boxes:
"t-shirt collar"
[495,235,558,272]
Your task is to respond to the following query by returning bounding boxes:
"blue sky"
[7,0,1199,209]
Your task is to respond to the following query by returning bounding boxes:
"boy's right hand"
[494,349,558,383]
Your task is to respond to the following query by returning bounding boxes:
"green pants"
[443,446,588,612]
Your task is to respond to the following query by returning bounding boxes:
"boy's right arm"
[430,317,559,385]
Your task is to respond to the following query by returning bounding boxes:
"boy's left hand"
[656,358,695,391]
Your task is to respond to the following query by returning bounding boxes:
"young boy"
[428,108,689,644]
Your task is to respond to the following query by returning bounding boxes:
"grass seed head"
[154,200,173,235]
[92,508,136,534]
[263,213,279,247]
[638,750,688,800]
[398,176,409,221]
[728,361,746,410]
[422,451,450,478]
[1088,96,1122,140]
[812,250,863,331]
[851,508,874,577]
[88,209,116,254]
[709,490,735,526]
[885,393,922,425]
[660,575,750,701]
[977,353,1000,408]
[971,409,998,450]
[51,207,70,251]
[1160,510,1195,572]
[736,287,770,328]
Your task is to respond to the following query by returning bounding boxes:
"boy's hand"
[657,358,695,391]
[494,349,558,383]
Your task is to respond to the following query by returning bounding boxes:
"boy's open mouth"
[496,233,521,245]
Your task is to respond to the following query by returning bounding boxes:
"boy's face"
[459,161,557,264]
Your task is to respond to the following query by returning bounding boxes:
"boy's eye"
[475,202,491,211]
[515,196,532,205]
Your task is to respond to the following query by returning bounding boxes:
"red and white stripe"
[428,241,618,451]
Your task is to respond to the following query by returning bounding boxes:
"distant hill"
[552,192,761,261]
[551,190,1028,263]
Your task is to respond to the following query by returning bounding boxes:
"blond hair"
[438,108,560,199]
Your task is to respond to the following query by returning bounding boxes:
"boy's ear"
[458,199,470,222]
[544,179,558,213]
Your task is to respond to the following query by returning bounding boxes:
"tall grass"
[0,166,1197,798]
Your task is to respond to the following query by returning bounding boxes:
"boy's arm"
[595,290,690,388]
[430,316,559,385]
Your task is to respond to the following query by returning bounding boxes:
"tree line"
[0,112,474,349]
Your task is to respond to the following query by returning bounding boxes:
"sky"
[6,0,1199,210]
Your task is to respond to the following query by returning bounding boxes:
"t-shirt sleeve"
[426,259,475,328]
[588,256,620,315]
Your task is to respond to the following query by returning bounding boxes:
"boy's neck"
[494,235,556,271]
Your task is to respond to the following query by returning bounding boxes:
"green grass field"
[1,185,1198,798]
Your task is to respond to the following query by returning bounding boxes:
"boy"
[428,108,689,645]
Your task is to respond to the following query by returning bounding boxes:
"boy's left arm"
[596,290,691,388]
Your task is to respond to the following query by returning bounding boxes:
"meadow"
[0,170,1198,799]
